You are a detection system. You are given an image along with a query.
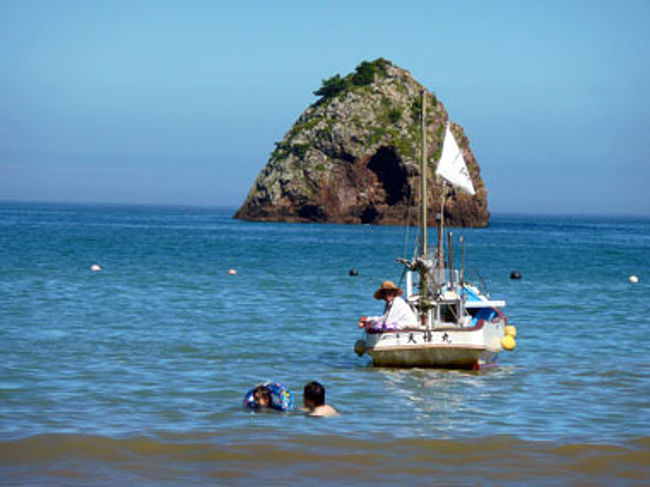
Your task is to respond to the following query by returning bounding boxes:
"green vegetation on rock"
[313,58,391,103]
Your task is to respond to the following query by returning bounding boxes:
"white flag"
[435,123,475,195]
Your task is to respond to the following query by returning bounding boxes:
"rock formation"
[234,58,489,227]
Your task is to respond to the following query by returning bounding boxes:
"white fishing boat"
[354,91,516,369]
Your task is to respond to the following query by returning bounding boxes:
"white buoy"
[228,269,237,275]
[90,264,102,272]
[629,275,639,284]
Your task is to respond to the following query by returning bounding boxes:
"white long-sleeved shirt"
[367,296,418,330]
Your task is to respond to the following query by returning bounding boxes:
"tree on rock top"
[314,58,391,102]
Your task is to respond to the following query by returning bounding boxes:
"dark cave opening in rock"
[367,146,409,205]
[298,204,326,221]
[360,205,379,224]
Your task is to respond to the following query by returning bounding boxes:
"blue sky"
[1,0,649,215]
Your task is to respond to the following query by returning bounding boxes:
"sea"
[1,202,649,485]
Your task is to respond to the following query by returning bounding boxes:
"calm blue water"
[1,203,649,484]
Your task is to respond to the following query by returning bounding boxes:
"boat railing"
[463,268,490,298]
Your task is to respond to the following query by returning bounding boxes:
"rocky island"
[234,58,489,227]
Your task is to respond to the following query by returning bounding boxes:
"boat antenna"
[448,231,454,289]
[437,180,446,284]
[460,235,466,284]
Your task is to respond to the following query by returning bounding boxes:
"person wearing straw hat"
[358,280,418,331]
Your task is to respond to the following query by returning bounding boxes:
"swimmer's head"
[303,381,325,409]
[253,385,272,408]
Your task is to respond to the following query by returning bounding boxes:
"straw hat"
[373,280,403,300]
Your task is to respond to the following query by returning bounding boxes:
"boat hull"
[361,318,506,369]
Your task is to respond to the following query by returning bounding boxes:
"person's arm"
[359,313,381,329]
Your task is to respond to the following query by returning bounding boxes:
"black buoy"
[349,268,359,276]
[510,270,522,280]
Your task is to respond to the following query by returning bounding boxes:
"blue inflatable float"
[243,382,294,411]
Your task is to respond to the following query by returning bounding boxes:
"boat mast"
[420,89,427,261]
[418,90,428,304]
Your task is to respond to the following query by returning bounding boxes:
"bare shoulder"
[309,404,338,417]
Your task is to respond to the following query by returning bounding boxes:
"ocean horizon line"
[1,199,649,220]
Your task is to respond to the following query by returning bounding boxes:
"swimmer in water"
[303,381,338,417]
[243,382,293,411]
[252,385,272,408]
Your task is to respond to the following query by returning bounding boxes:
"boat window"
[439,303,459,323]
